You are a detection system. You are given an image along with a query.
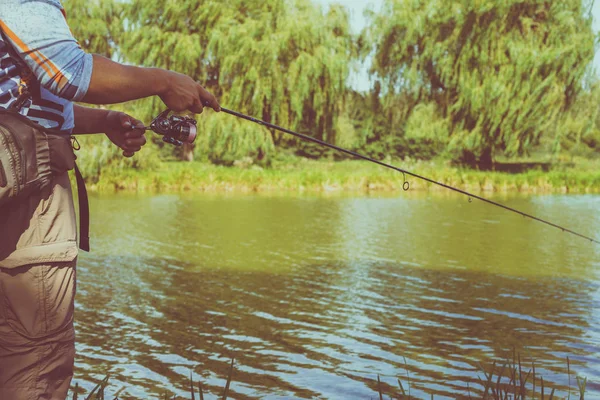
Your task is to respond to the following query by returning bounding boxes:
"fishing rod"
[145,108,600,245]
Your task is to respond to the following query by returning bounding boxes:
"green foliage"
[122,0,354,163]
[75,131,161,184]
[554,80,600,156]
[405,103,449,142]
[61,0,123,58]
[61,0,600,178]
[367,0,597,168]
[195,112,275,166]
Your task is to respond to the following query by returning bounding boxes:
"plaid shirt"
[0,0,93,132]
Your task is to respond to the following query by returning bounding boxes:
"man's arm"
[1,0,218,157]
[83,55,220,114]
[0,0,219,113]
[72,105,111,134]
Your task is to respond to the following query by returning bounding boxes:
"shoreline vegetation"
[82,158,600,195]
[64,0,600,199]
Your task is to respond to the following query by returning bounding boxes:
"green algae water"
[74,192,600,399]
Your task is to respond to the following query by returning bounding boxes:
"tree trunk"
[325,111,335,145]
[182,143,194,162]
[478,147,493,170]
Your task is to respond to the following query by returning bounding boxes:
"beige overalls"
[0,115,78,400]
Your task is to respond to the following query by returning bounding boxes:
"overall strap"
[72,139,90,252]
[73,162,90,252]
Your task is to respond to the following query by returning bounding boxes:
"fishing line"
[216,107,599,245]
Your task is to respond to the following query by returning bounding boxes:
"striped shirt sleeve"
[0,0,93,101]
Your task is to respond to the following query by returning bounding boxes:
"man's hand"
[158,70,221,114]
[104,111,147,158]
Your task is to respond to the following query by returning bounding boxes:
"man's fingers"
[118,112,147,135]
[189,97,204,114]
[125,128,146,139]
[125,137,147,147]
[119,112,134,129]
[122,143,142,155]
[198,84,220,112]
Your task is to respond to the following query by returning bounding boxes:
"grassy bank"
[83,158,600,194]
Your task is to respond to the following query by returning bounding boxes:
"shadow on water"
[73,192,600,399]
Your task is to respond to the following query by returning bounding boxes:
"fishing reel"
[149,109,197,146]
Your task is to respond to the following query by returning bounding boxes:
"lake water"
[74,191,600,399]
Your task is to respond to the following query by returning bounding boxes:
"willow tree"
[366,0,596,169]
[123,0,354,163]
[61,0,158,180]
[553,79,600,157]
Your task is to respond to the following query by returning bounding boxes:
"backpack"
[0,104,90,251]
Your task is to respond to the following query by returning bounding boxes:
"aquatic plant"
[71,355,588,399]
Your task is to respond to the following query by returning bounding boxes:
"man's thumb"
[119,113,133,129]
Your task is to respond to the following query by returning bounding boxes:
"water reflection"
[74,192,600,399]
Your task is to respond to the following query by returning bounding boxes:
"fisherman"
[0,1,220,398]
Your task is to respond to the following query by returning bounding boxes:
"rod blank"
[219,107,599,245]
